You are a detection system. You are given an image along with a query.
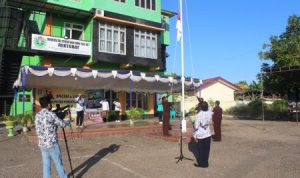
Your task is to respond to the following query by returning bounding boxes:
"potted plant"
[126,108,143,125]
[18,112,34,133]
[3,114,17,137]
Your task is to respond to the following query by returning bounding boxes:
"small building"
[185,76,241,111]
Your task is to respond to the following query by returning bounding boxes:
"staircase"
[0,50,23,115]
[0,6,25,116]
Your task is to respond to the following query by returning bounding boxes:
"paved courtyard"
[0,118,299,178]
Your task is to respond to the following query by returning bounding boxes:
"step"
[27,123,163,143]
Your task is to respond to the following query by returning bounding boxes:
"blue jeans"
[40,143,67,178]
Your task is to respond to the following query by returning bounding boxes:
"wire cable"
[184,0,195,77]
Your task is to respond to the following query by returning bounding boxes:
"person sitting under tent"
[157,97,163,124]
[170,106,176,119]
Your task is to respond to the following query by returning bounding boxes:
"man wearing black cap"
[35,97,71,178]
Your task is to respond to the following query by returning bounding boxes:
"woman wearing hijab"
[193,101,213,168]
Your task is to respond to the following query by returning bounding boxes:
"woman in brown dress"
[212,100,222,141]
[162,96,172,136]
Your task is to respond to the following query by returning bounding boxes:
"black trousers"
[76,111,84,126]
[195,136,211,167]
[157,111,163,122]
[115,111,120,121]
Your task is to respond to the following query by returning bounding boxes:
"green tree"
[259,15,300,66]
[259,15,300,97]
[236,81,249,91]
[235,80,263,100]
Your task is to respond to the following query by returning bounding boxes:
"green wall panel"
[94,0,161,23]
[21,56,42,66]
[161,15,170,45]
[47,0,92,11]
[11,91,33,115]
[29,12,47,34]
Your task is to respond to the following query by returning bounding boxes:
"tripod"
[56,107,75,178]
[175,118,193,163]
[62,127,75,178]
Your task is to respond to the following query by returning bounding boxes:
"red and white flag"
[176,12,182,41]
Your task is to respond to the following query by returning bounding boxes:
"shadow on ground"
[70,144,120,178]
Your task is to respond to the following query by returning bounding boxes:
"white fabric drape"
[76,70,94,78]
[28,68,48,76]
[53,70,72,77]
[116,72,131,80]
[97,72,113,78]
[14,65,201,92]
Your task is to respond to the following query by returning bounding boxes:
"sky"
[162,0,300,84]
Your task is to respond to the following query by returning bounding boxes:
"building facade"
[0,0,175,117]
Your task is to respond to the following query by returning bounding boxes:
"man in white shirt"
[113,99,121,122]
[100,98,109,122]
[75,94,85,128]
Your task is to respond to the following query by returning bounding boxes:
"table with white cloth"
[85,108,103,123]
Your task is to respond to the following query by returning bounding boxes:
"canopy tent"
[13,65,201,92]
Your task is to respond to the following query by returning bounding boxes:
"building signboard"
[31,34,91,56]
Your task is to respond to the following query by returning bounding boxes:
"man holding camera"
[35,97,71,178]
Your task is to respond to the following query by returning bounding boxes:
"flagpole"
[176,0,193,163]
[179,0,186,131]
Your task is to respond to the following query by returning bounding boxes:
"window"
[126,92,148,110]
[135,0,156,10]
[162,16,167,30]
[19,94,31,102]
[134,29,157,59]
[64,23,84,40]
[99,22,126,55]
[114,0,125,2]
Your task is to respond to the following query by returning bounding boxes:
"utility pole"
[260,71,265,123]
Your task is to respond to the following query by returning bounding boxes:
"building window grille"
[134,29,157,59]
[99,22,126,55]
[126,92,148,110]
[135,0,156,10]
[64,23,84,40]
[114,0,125,2]
[18,94,31,102]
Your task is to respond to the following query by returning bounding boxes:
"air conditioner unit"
[95,9,104,17]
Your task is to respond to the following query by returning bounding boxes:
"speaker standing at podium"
[75,94,85,128]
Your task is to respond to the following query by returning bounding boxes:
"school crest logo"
[33,36,46,48]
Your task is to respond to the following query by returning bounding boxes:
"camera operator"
[35,97,71,178]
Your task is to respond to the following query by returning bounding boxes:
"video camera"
[53,105,71,120]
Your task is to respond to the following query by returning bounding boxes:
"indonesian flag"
[176,12,182,41]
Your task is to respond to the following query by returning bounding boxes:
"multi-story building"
[0,0,176,117]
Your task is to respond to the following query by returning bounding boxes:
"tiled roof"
[201,76,241,91]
